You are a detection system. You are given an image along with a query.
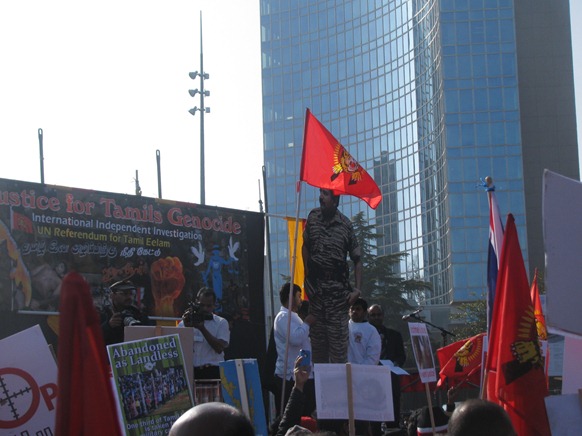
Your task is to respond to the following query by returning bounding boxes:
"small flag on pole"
[484,176,504,331]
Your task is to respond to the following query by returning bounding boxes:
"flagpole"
[279,179,304,415]
[278,110,314,414]
[262,166,276,325]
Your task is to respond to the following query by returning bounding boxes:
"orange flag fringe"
[530,269,547,341]
[485,215,550,436]
[300,109,382,209]
[530,268,550,388]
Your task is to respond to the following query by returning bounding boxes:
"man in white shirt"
[273,283,316,417]
[348,298,381,365]
[180,288,230,380]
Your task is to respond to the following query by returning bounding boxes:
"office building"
[259,0,578,308]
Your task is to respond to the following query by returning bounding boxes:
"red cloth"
[485,215,550,436]
[436,333,484,388]
[300,109,382,209]
[300,416,318,432]
[400,373,437,393]
[55,272,122,435]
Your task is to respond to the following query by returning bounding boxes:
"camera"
[121,309,142,326]
[182,301,213,326]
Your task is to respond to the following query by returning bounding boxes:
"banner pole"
[279,180,303,415]
[346,363,355,436]
[425,383,436,433]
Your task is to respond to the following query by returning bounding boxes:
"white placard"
[545,394,582,436]
[408,322,437,383]
[547,335,564,377]
[562,335,582,394]
[314,363,393,422]
[0,325,57,434]
[543,170,582,336]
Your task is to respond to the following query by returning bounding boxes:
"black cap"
[110,279,136,293]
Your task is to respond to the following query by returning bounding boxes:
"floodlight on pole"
[188,89,210,97]
[188,106,211,115]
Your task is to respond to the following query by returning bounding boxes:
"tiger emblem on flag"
[331,144,363,184]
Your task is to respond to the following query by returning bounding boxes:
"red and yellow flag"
[300,109,382,209]
[437,332,485,388]
[485,214,550,436]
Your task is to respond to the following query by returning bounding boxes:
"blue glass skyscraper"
[260,0,578,310]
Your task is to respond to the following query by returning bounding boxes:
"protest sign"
[313,363,393,422]
[543,170,582,336]
[0,325,57,434]
[220,359,268,436]
[408,322,437,383]
[107,334,193,436]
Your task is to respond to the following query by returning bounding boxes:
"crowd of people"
[100,188,519,435]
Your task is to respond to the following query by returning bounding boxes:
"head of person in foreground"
[169,402,254,436]
[448,399,516,436]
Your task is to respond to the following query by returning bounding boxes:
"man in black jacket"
[100,279,150,346]
[368,304,406,432]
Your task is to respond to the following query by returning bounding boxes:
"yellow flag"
[286,217,306,299]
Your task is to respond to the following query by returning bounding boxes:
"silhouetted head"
[448,399,516,436]
[169,402,254,436]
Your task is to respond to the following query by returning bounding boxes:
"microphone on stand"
[402,308,423,320]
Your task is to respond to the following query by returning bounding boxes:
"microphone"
[402,308,423,320]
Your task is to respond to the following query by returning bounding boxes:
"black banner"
[0,178,265,327]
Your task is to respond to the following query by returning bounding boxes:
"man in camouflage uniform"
[302,188,362,363]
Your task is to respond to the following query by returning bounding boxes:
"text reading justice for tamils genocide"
[1,190,242,234]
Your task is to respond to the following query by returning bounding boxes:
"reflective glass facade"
[260,0,578,306]
[441,0,527,301]
[260,0,451,305]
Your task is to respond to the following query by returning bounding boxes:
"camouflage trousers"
[305,277,350,364]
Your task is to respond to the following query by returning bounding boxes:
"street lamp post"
[189,11,210,205]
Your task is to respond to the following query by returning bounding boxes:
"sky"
[0,1,264,212]
[1,1,581,214]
